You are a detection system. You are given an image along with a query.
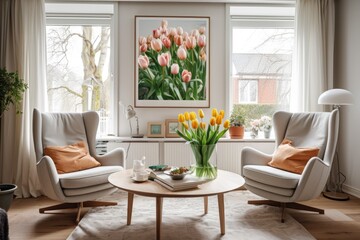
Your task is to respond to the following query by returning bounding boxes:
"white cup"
[134,171,149,181]
[133,158,145,171]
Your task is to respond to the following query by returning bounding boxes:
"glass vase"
[251,129,258,139]
[189,144,217,179]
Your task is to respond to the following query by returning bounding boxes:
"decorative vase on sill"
[176,108,230,180]
[190,144,217,179]
[250,119,261,139]
[251,129,259,139]
[264,128,271,139]
[260,116,272,139]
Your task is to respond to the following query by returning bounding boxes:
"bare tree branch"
[47,86,82,98]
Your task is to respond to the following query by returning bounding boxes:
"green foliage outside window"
[232,104,279,130]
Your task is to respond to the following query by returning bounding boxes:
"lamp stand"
[323,191,349,201]
[323,105,349,201]
[132,116,144,138]
[323,151,350,201]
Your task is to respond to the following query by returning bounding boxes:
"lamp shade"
[318,88,354,105]
[126,105,136,119]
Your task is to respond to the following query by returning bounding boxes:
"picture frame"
[135,16,210,108]
[147,122,165,138]
[165,119,180,138]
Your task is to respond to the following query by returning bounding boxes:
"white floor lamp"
[318,88,354,201]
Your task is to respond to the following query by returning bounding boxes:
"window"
[239,80,258,103]
[45,3,116,136]
[229,4,295,125]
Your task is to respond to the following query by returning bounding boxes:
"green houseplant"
[0,68,26,210]
[0,68,28,117]
[229,108,245,139]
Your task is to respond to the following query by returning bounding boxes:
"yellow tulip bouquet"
[176,108,230,179]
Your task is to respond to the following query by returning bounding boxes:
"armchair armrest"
[241,147,272,176]
[96,147,126,167]
[293,156,330,201]
[36,156,65,201]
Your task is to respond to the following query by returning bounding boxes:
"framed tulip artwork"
[135,16,210,108]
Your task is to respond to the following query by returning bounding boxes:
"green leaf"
[176,129,191,141]
[173,86,183,100]
[156,89,163,100]
[146,87,156,99]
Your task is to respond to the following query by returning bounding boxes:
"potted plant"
[260,115,272,139]
[0,68,27,211]
[229,108,245,139]
[0,68,28,117]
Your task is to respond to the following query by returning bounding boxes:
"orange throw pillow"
[268,139,319,174]
[44,141,101,174]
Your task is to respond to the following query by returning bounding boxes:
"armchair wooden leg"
[39,203,79,213]
[82,201,117,208]
[281,203,285,223]
[76,202,83,223]
[248,200,324,223]
[39,200,118,222]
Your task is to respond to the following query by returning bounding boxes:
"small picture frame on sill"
[147,122,165,138]
[165,119,180,138]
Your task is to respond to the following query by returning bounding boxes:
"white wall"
[114,1,360,195]
[118,2,226,136]
[334,0,360,197]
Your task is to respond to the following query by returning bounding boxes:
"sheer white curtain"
[291,0,335,112]
[0,0,47,197]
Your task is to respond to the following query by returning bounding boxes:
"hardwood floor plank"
[6,192,360,239]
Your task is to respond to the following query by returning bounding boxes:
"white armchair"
[33,108,125,222]
[241,109,339,222]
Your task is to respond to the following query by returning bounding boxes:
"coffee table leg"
[204,196,208,214]
[217,193,225,235]
[127,192,134,225]
[156,197,163,240]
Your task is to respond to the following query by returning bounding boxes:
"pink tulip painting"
[151,39,163,52]
[158,52,171,67]
[197,35,206,48]
[136,17,209,105]
[153,29,161,39]
[140,44,147,53]
[171,64,179,75]
[162,37,172,49]
[181,70,192,83]
[185,36,197,50]
[177,47,187,60]
[138,55,149,69]
[174,35,183,46]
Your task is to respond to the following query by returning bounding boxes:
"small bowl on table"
[164,167,190,180]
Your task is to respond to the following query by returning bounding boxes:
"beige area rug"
[67,190,315,240]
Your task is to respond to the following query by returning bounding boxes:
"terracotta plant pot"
[229,126,245,139]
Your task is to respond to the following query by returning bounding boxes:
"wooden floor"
[6,191,360,240]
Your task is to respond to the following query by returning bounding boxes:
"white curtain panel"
[0,0,47,198]
[291,0,335,112]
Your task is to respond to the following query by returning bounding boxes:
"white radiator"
[163,143,193,167]
[107,141,275,174]
[163,142,275,175]
[107,142,160,169]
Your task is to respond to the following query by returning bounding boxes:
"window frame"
[226,3,295,115]
[45,2,119,136]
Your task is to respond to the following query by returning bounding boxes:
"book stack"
[152,172,209,191]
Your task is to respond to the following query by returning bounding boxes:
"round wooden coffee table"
[108,169,244,240]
